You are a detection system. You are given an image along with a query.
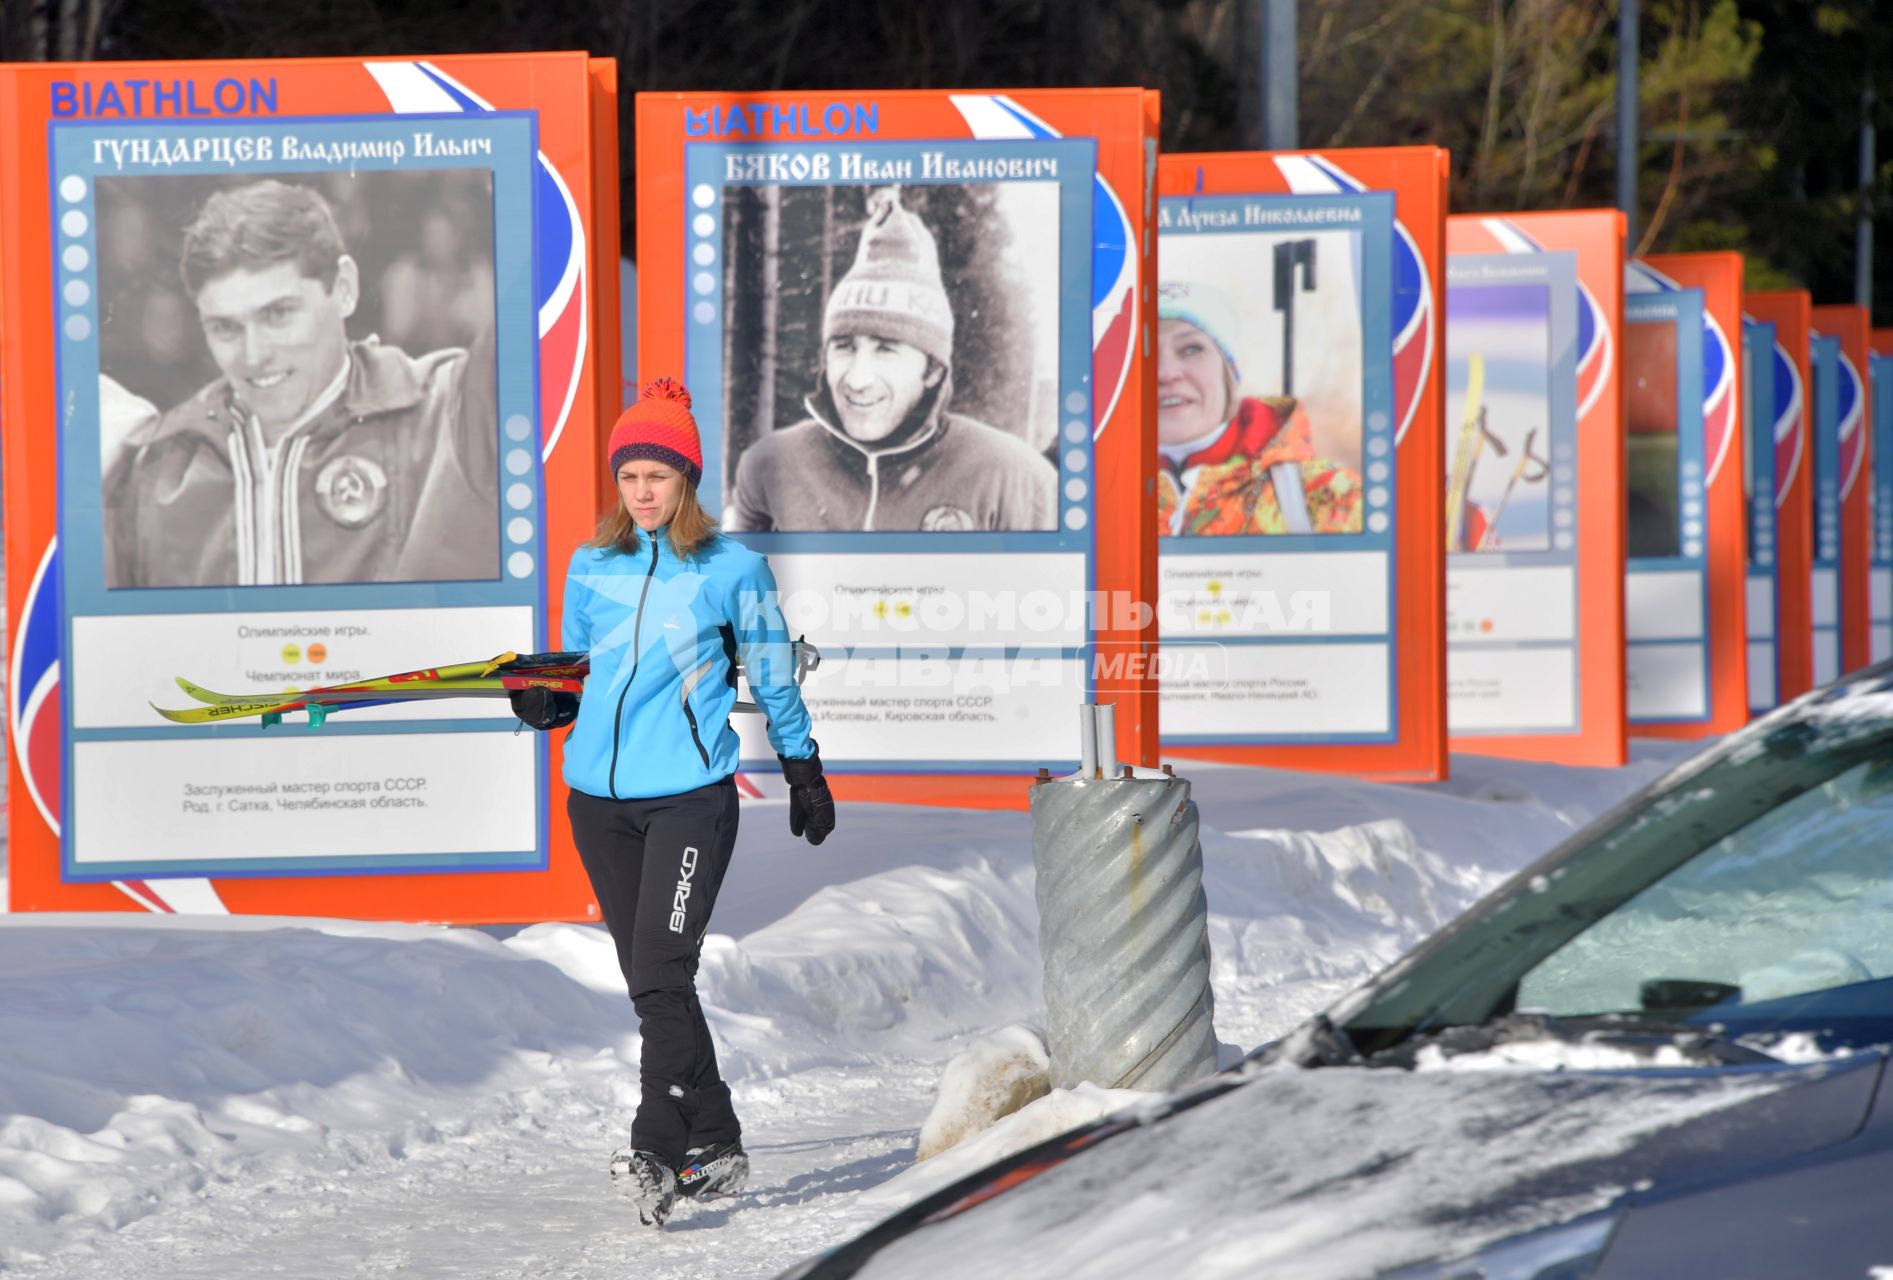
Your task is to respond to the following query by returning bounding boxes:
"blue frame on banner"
[51,112,549,881]
[1155,190,1397,747]
[1624,288,1711,725]
[1444,251,1581,737]
[1743,318,1781,710]
[1871,351,1893,662]
[1811,334,1844,681]
[683,137,1100,773]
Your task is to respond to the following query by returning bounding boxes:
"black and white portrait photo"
[719,181,1061,534]
[96,169,501,589]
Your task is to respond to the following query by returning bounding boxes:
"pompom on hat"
[608,377,703,485]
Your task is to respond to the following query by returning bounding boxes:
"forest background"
[3,0,1888,317]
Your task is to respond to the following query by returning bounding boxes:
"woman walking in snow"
[510,377,835,1227]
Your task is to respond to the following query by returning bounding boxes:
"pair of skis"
[150,652,591,728]
[149,640,821,728]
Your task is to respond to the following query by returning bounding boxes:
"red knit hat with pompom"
[607,378,702,484]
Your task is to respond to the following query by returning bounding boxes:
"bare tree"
[1,0,113,60]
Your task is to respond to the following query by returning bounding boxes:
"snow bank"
[913,1024,1049,1161]
[0,916,636,1264]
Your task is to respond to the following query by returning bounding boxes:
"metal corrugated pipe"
[1030,706,1217,1092]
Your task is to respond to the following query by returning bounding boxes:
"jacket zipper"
[608,537,661,799]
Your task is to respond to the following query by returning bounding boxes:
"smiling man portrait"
[102,178,499,588]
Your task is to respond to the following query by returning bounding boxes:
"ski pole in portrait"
[1271,237,1319,533]
[1477,427,1551,551]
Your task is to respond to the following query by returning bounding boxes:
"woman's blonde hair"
[586,481,720,560]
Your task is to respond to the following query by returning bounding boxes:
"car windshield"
[1341,684,1893,1055]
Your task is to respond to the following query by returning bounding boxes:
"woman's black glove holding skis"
[779,750,836,846]
[509,687,580,731]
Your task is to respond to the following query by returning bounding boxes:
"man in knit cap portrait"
[720,183,1059,533]
[95,171,501,588]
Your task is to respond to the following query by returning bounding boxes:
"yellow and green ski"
[151,652,590,728]
[151,640,817,729]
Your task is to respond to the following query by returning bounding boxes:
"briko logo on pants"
[669,846,700,933]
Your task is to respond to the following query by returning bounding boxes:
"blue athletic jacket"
[561,529,815,800]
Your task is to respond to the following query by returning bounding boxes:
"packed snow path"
[16,1055,933,1278]
[0,750,1693,1277]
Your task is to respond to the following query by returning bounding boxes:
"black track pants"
[567,778,741,1170]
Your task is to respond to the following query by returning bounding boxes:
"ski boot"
[609,1148,676,1227]
[676,1141,749,1201]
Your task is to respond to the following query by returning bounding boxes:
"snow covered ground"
[0,746,1698,1278]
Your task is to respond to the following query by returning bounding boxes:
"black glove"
[779,750,835,846]
[509,686,579,731]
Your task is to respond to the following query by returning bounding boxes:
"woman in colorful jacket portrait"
[1155,279,1364,537]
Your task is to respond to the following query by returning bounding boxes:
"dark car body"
[784,670,1893,1279]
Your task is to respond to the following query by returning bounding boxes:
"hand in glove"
[779,750,836,846]
[509,686,579,731]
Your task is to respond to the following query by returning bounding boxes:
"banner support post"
[1618,0,1640,250]
[1859,81,1875,312]
[1263,0,1297,150]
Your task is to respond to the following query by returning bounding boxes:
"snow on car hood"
[851,1054,1881,1280]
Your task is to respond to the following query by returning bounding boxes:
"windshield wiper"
[1545,1014,1782,1064]
[1366,1011,1782,1069]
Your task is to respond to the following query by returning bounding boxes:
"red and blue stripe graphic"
[1628,260,1735,487]
[1272,154,1433,446]
[1769,336,1805,507]
[1836,346,1866,500]
[8,541,61,839]
[947,95,1137,440]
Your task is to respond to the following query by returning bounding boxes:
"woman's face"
[1157,318,1232,445]
[617,460,688,531]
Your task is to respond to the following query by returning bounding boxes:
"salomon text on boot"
[676,1141,749,1201]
